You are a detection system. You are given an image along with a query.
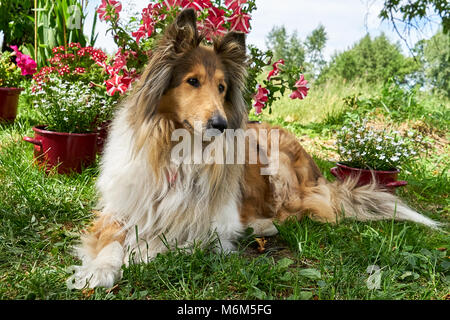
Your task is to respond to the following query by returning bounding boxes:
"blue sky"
[0,0,440,60]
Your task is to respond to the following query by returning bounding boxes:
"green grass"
[0,83,449,300]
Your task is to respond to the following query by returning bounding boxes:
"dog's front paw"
[213,238,237,254]
[67,241,124,289]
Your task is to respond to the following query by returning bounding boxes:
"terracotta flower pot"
[0,87,23,123]
[330,162,407,191]
[23,126,98,174]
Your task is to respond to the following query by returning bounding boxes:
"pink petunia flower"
[106,74,132,96]
[10,45,37,76]
[97,0,122,22]
[225,0,247,11]
[132,3,161,44]
[200,6,227,40]
[162,0,182,9]
[181,0,212,11]
[253,84,269,115]
[289,74,309,100]
[267,59,284,81]
[227,6,251,33]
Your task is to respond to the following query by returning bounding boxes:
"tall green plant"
[20,0,97,68]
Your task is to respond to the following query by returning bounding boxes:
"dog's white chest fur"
[98,108,243,260]
[67,108,243,289]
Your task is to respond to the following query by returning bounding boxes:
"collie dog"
[67,9,439,289]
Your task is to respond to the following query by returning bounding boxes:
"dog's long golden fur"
[67,9,440,289]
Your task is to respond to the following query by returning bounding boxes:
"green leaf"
[298,291,313,300]
[277,257,294,269]
[299,268,322,280]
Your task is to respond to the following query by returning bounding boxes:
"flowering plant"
[97,0,309,112]
[335,118,424,171]
[0,47,37,88]
[31,76,114,133]
[32,43,109,93]
[95,0,256,97]
[31,42,120,131]
[251,55,309,115]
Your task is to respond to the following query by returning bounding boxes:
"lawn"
[0,81,448,300]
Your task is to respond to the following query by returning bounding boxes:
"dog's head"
[129,9,248,136]
[129,9,250,138]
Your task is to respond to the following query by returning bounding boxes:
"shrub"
[318,34,418,84]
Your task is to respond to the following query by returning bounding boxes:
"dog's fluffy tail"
[302,177,441,229]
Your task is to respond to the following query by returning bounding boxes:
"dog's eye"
[218,84,225,93]
[187,78,200,88]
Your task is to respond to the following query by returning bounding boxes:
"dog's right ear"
[163,8,200,54]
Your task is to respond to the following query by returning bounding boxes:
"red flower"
[112,48,128,71]
[132,3,161,44]
[162,0,182,9]
[289,74,309,100]
[225,0,247,11]
[181,0,212,11]
[227,7,251,33]
[10,45,37,76]
[106,74,132,96]
[253,84,269,115]
[200,6,227,40]
[69,42,81,49]
[267,59,284,81]
[97,0,122,22]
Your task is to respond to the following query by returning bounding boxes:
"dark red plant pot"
[330,162,407,190]
[0,87,23,123]
[23,126,98,174]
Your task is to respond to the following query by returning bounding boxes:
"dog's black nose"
[208,115,228,133]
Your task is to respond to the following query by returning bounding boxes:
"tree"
[305,24,327,78]
[380,0,449,34]
[0,0,34,51]
[265,25,305,70]
[422,30,450,97]
[318,33,418,84]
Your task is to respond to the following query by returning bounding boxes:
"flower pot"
[330,162,407,191]
[0,87,23,123]
[23,126,98,174]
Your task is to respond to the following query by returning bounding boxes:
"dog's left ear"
[214,31,247,85]
[164,8,200,54]
[214,32,246,62]
[214,32,248,128]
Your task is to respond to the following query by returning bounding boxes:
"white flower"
[379,154,386,160]
[391,156,399,162]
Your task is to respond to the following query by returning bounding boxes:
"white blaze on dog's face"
[158,46,231,137]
